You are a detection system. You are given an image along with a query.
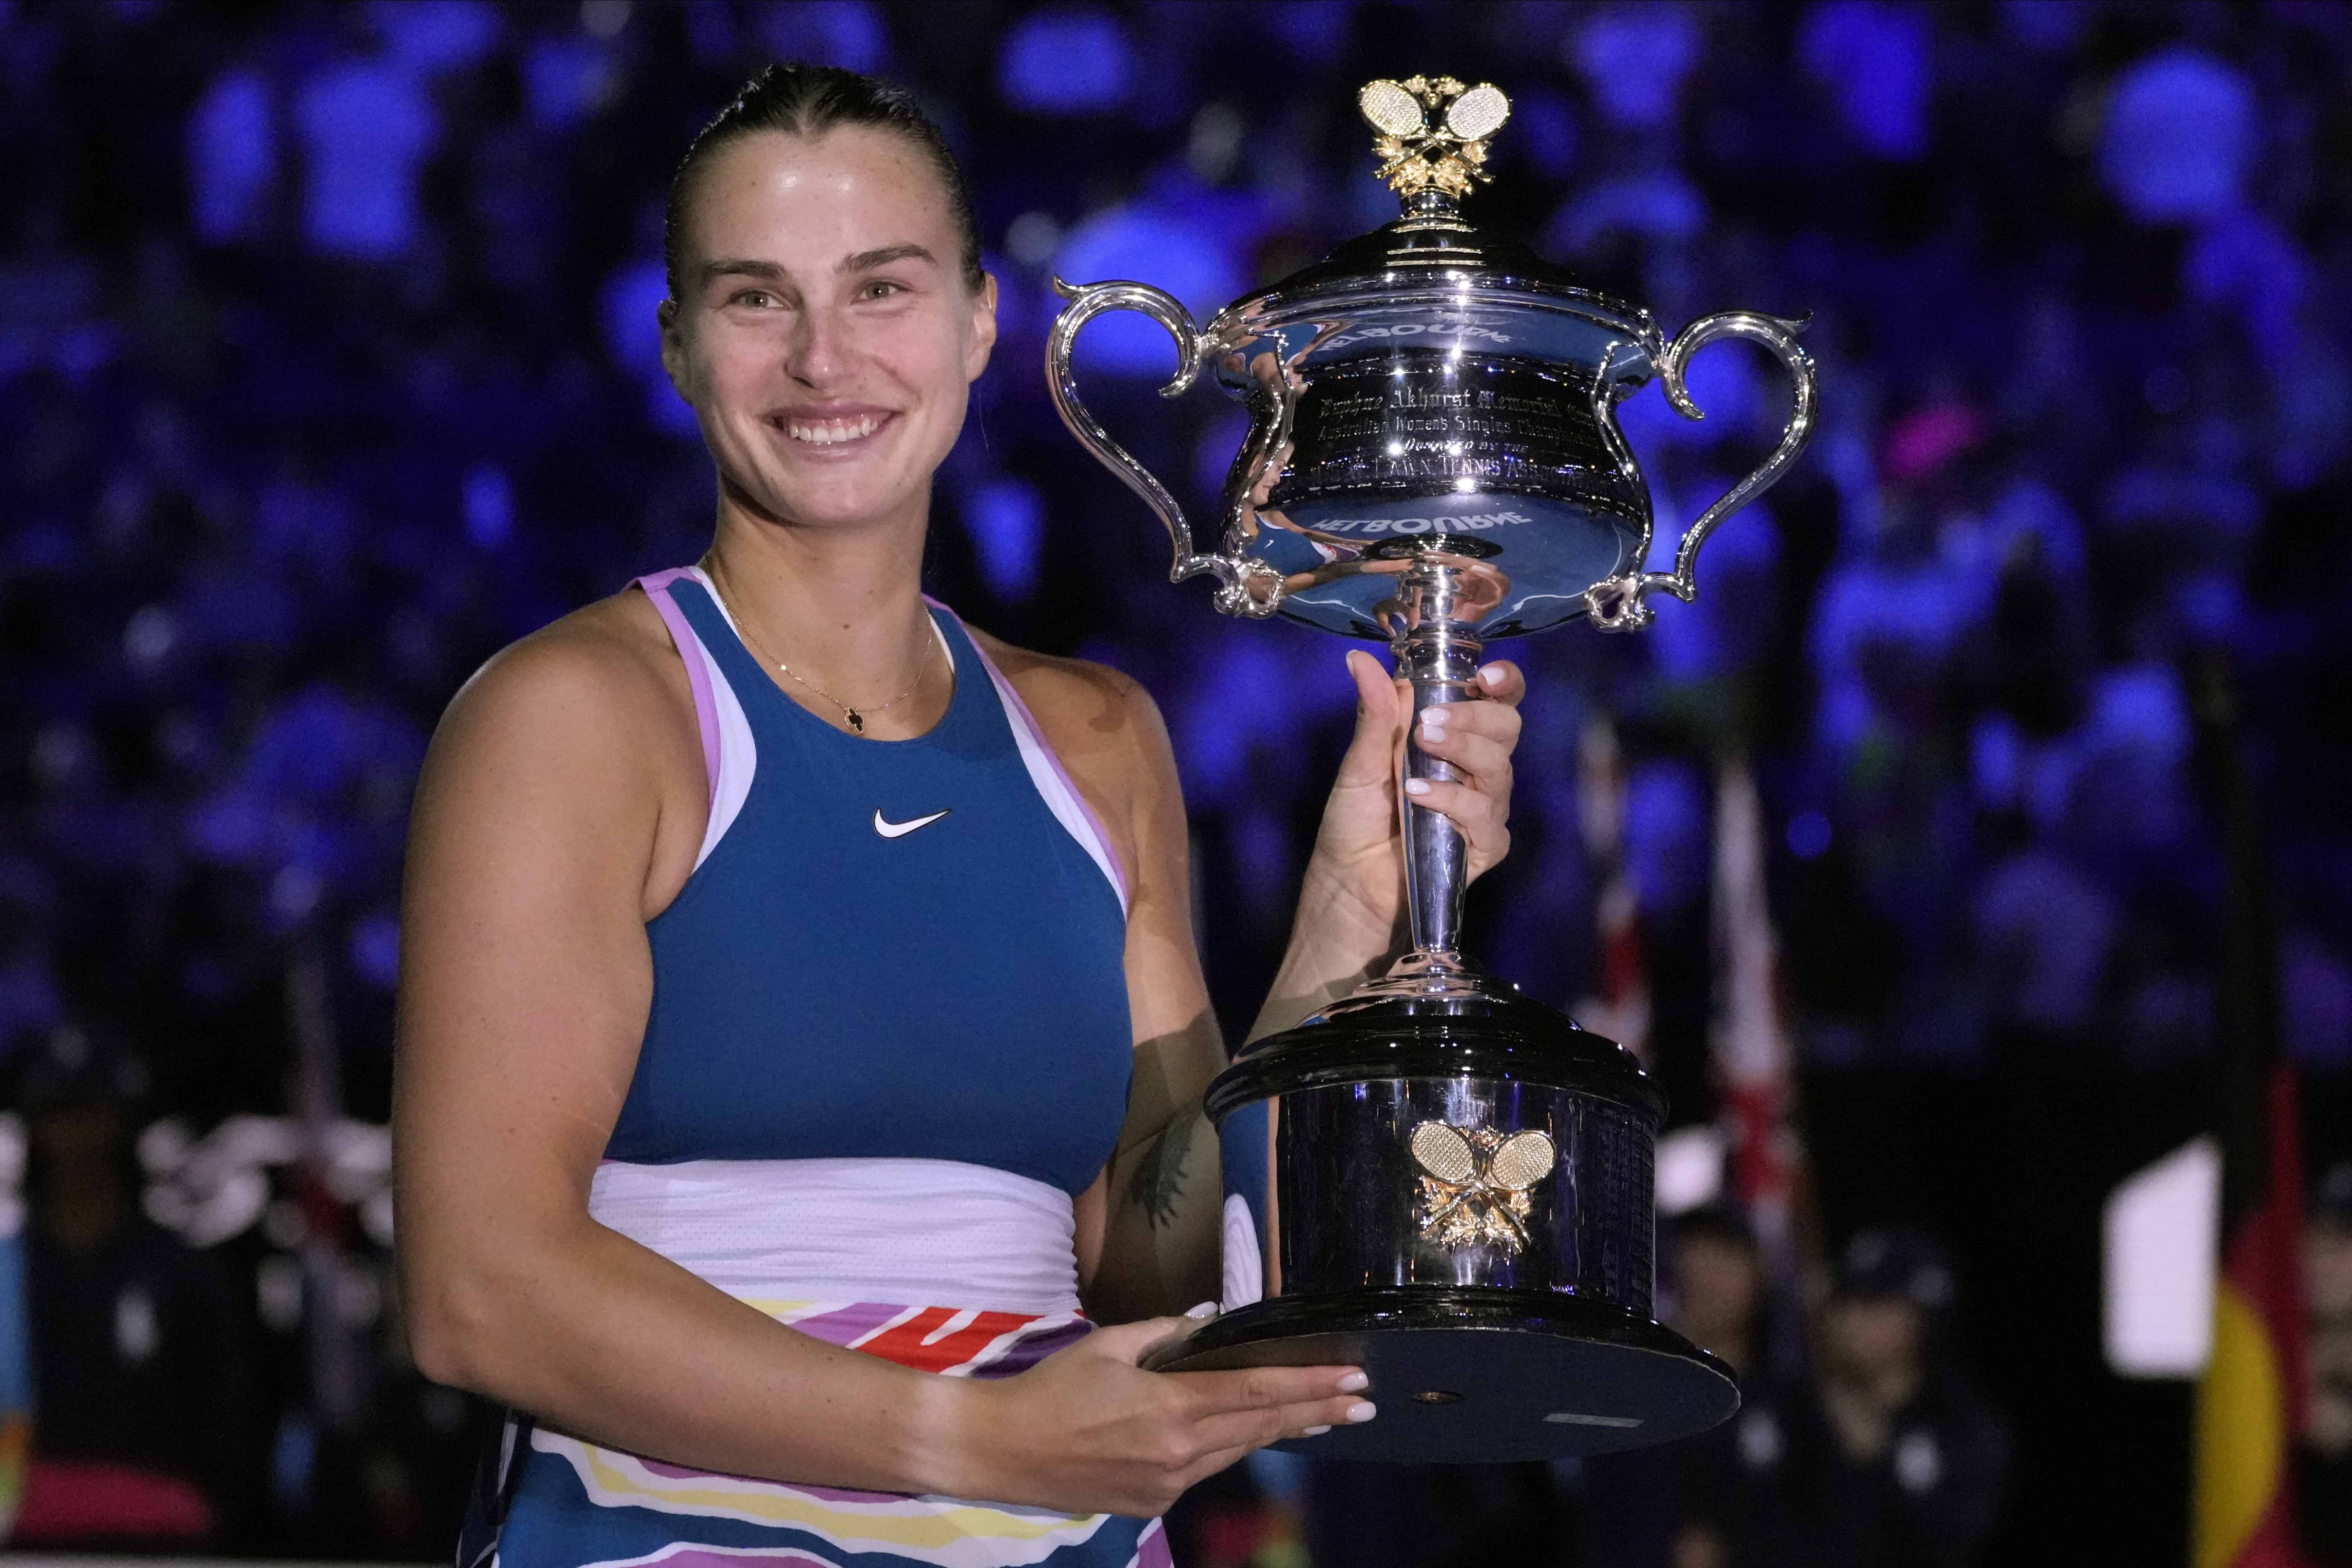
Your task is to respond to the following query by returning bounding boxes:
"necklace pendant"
[846,709,865,734]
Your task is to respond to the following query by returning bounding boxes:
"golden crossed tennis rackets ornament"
[1409,1121,1557,1252]
[1358,75,1512,199]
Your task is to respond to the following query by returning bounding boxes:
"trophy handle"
[1047,278,1285,618]
[1581,312,1818,632]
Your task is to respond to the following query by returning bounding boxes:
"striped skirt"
[462,1160,1171,1568]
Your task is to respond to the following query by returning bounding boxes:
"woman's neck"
[700,495,948,737]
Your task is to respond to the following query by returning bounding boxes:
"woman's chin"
[735,474,927,532]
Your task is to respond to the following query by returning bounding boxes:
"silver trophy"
[1049,76,1816,1462]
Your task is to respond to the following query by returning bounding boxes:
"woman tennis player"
[393,64,1526,1568]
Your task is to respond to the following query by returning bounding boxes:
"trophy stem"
[1390,562,1484,966]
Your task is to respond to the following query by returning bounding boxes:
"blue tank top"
[603,571,1133,1196]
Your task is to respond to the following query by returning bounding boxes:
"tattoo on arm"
[1127,1101,1205,1230]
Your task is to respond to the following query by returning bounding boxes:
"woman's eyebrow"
[839,243,936,273]
[699,257,787,286]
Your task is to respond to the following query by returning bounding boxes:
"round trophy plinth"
[1143,980,1738,1463]
[1146,1287,1735,1464]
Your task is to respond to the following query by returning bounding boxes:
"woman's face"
[661,126,996,533]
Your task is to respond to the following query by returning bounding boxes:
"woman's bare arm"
[1012,644,1525,1323]
[394,602,1366,1517]
[973,641,1224,1321]
[393,610,959,1485]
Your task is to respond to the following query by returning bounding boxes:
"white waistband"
[588,1157,1082,1316]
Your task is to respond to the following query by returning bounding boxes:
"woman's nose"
[785,307,848,386]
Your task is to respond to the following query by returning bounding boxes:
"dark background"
[2,0,2349,1560]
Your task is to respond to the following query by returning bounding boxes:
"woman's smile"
[772,404,898,451]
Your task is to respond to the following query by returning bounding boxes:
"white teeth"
[784,414,882,445]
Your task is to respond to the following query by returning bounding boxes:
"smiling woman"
[655,76,995,549]
[392,61,1530,1568]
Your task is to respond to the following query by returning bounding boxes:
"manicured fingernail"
[1404,778,1431,797]
[1303,1424,1332,1437]
[1338,1371,1369,1392]
[1480,666,1505,687]
[1346,1401,1378,1423]
[1185,1300,1219,1319]
[1419,707,1447,730]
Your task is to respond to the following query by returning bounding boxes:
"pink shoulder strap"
[927,596,1131,915]
[634,568,721,810]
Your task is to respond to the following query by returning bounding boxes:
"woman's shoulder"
[448,590,686,728]
[964,628,1165,761]
[961,625,1176,847]
[429,588,702,797]
[416,588,707,906]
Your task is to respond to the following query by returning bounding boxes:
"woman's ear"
[657,297,691,400]
[965,272,999,382]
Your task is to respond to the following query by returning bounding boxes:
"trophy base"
[1143,1286,1737,1463]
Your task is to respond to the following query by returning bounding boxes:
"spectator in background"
[9,1030,250,1547]
[2305,1162,2352,1566]
[1798,1229,2007,1568]
[1577,1207,1808,1568]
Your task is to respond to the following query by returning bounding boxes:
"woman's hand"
[945,1316,1371,1518]
[1293,650,1526,951]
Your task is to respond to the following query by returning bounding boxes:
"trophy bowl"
[1048,76,1816,1463]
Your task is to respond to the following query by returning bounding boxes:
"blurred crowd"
[1243,1214,2014,1568]
[2,0,2350,1561]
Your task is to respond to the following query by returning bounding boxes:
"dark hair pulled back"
[664,63,985,302]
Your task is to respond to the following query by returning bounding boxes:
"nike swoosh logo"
[873,808,951,839]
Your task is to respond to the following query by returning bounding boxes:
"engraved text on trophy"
[1267,355,1638,515]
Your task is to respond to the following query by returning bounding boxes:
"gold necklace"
[704,561,933,735]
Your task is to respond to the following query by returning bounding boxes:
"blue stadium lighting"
[369,0,502,75]
[963,477,1046,604]
[998,7,1134,117]
[1054,204,1238,374]
[1797,0,1931,161]
[1572,8,1701,131]
[188,69,273,244]
[758,0,890,75]
[2099,48,2257,225]
[293,60,435,259]
[1787,810,1833,860]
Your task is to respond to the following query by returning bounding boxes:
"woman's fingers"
[1169,1363,1371,1456]
[973,1328,1372,1516]
[1473,659,1526,707]
[1171,1363,1366,1418]
[1333,649,1407,790]
[1412,712,1516,801]
[1400,775,1506,832]
[1401,778,1511,869]
[1189,1392,1377,1456]
[1405,663,1522,873]
[1340,653,1522,795]
[1417,683,1521,748]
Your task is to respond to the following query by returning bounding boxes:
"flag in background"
[0,1112,32,1540]
[2189,654,2311,1568]
[1576,716,1652,1064]
[1709,757,1800,1258]
[1707,755,1820,1391]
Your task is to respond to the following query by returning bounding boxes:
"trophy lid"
[1223,76,1650,336]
